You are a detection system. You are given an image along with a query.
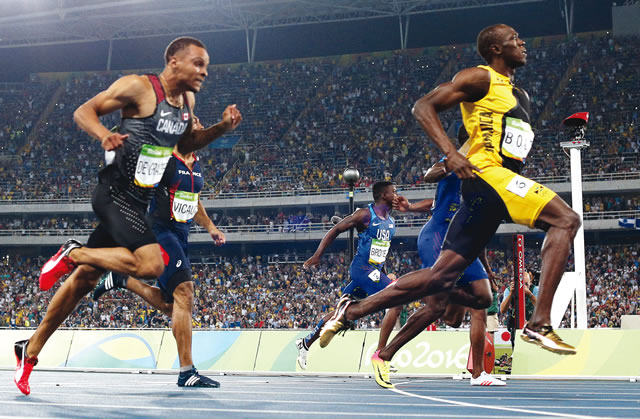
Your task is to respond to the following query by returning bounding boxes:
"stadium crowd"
[0,192,637,233]
[0,32,637,201]
[1,244,637,330]
[0,31,638,336]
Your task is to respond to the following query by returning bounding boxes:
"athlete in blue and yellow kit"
[320,24,580,359]
[93,117,225,387]
[296,181,400,370]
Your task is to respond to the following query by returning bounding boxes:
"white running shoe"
[295,339,308,370]
[470,371,506,386]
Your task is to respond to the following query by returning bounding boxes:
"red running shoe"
[39,238,82,290]
[14,340,38,395]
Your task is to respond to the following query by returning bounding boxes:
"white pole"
[570,147,588,328]
[570,294,575,328]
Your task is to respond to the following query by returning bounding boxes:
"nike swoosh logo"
[372,222,382,226]
[160,110,172,117]
[41,252,67,274]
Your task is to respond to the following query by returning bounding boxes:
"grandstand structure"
[0,1,550,49]
[0,1,637,331]
[0,32,637,246]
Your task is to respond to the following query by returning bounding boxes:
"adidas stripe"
[184,375,199,386]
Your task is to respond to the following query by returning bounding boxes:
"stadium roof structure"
[0,0,546,51]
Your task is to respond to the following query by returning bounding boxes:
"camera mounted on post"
[560,112,589,151]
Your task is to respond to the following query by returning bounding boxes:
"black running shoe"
[92,272,127,300]
[177,368,220,388]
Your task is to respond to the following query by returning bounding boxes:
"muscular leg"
[442,303,466,328]
[346,250,470,321]
[378,278,492,363]
[377,306,402,351]
[126,277,173,317]
[172,281,195,368]
[441,303,487,377]
[449,279,492,310]
[443,279,491,378]
[529,196,580,328]
[27,265,102,358]
[468,308,488,378]
[378,293,449,361]
[69,243,165,280]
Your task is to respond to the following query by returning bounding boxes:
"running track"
[0,370,638,417]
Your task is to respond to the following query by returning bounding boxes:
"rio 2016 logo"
[363,341,470,370]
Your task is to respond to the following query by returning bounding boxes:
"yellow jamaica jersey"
[460,65,533,174]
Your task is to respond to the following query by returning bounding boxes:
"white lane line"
[0,391,638,410]
[0,389,636,404]
[0,415,60,419]
[0,400,538,417]
[393,389,640,396]
[391,387,607,419]
[0,382,635,398]
[0,373,632,392]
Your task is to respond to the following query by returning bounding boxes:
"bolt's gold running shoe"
[371,350,394,389]
[318,295,354,348]
[521,324,576,355]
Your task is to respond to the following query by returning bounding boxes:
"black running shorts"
[441,175,508,261]
[87,183,157,252]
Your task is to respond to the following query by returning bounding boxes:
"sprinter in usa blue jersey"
[295,181,401,370]
[366,156,504,388]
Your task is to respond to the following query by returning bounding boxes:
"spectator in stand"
[0,244,637,331]
[1,33,638,200]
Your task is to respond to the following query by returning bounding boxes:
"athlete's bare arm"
[424,161,451,184]
[393,196,434,213]
[412,67,490,179]
[392,160,448,212]
[303,208,371,268]
[479,248,497,288]
[194,199,225,246]
[74,75,155,151]
[177,101,242,154]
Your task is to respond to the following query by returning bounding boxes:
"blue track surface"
[1,371,638,418]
